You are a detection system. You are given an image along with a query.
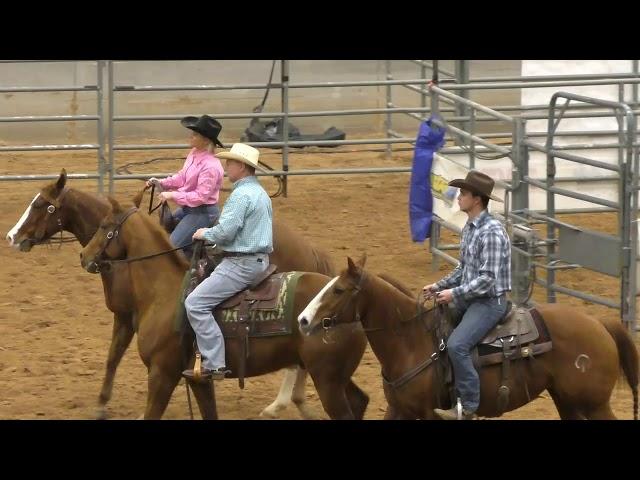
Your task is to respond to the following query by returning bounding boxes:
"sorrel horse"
[298,255,639,420]
[6,169,368,419]
[78,196,368,419]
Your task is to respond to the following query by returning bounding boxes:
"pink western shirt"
[159,148,224,207]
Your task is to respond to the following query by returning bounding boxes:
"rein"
[147,184,163,214]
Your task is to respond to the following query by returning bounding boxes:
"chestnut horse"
[6,170,367,419]
[78,197,368,419]
[298,255,639,420]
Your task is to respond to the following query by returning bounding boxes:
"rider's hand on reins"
[435,289,453,305]
[146,177,162,190]
[192,228,208,241]
[422,283,438,301]
[158,191,173,203]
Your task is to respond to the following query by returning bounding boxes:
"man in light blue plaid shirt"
[182,143,273,382]
[423,170,511,419]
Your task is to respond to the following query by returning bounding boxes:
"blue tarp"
[409,117,446,242]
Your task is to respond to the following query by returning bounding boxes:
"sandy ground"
[0,146,636,420]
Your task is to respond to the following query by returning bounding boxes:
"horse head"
[298,253,367,335]
[6,169,70,251]
[80,197,136,274]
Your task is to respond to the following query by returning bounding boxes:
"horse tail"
[601,319,639,420]
[377,273,414,299]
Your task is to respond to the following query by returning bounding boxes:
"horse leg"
[548,389,586,420]
[583,403,617,420]
[186,379,219,420]
[384,403,399,420]
[310,375,355,420]
[260,367,298,418]
[291,367,318,419]
[96,312,135,420]
[345,379,369,420]
[383,403,414,420]
[144,364,181,420]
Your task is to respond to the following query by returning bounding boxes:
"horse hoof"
[296,406,318,420]
[259,405,283,419]
[95,407,108,420]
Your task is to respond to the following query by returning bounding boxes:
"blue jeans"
[184,255,270,370]
[170,205,219,256]
[446,294,508,413]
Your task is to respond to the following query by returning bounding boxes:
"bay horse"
[6,169,367,419]
[298,255,639,420]
[78,196,368,419]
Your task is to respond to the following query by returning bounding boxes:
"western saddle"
[436,301,553,414]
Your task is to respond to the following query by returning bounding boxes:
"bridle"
[87,207,138,273]
[311,270,368,337]
[25,187,75,248]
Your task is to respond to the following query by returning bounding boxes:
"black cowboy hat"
[448,170,503,202]
[180,115,224,148]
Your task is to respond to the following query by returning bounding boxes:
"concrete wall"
[0,60,521,145]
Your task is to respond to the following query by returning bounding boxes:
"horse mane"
[40,181,111,213]
[136,211,190,271]
[376,273,416,300]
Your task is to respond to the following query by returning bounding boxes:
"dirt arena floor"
[0,145,637,420]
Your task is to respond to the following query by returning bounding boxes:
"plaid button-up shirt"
[436,209,511,305]
[203,176,273,254]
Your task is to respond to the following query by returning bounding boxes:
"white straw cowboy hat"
[448,170,503,202]
[216,143,266,172]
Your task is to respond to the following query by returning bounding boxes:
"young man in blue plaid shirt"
[423,170,511,420]
[182,143,273,382]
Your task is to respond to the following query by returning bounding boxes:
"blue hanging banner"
[409,116,446,242]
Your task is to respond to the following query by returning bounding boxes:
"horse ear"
[132,187,145,209]
[107,196,124,214]
[56,168,67,191]
[347,256,361,277]
[356,252,367,269]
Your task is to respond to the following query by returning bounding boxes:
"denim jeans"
[170,204,219,256]
[184,254,270,370]
[446,294,508,413]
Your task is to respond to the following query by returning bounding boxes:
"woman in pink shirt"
[147,115,225,257]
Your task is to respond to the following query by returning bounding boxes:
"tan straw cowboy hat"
[216,143,266,172]
[448,170,503,202]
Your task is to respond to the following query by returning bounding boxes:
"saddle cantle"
[218,264,279,310]
[479,302,539,347]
